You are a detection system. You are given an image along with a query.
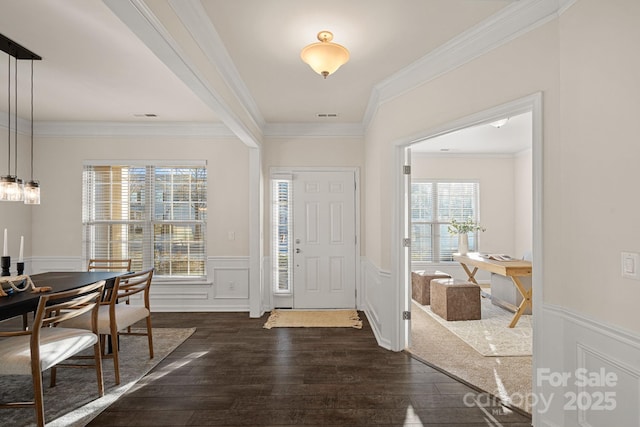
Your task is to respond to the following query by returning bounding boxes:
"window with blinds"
[82,163,207,279]
[271,177,292,293]
[411,180,480,262]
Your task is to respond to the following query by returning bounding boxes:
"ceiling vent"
[316,113,339,119]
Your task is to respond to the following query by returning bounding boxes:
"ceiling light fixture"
[489,118,509,128]
[0,33,42,204]
[301,31,349,79]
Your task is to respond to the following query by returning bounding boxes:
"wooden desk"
[0,271,123,322]
[453,253,532,328]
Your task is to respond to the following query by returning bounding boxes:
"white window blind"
[411,180,480,262]
[271,177,292,293]
[82,164,207,278]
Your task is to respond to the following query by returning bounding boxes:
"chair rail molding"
[30,255,251,312]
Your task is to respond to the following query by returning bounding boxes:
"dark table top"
[0,271,124,322]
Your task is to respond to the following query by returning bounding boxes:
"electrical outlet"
[621,252,640,280]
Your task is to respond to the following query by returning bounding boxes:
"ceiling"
[0,0,530,152]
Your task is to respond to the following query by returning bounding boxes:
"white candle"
[3,229,7,257]
[19,236,24,262]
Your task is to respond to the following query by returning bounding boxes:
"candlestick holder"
[17,261,24,276]
[1,256,10,277]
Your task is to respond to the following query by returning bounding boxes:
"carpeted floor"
[415,296,532,356]
[0,327,195,427]
[409,300,533,413]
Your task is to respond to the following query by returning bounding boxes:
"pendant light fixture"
[0,33,42,203]
[24,60,39,204]
[0,54,20,201]
[301,31,349,79]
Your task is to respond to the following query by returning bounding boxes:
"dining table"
[0,271,125,323]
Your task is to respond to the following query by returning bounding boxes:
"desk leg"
[460,263,479,284]
[508,276,532,328]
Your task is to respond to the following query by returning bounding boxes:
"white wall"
[363,1,640,425]
[26,132,253,311]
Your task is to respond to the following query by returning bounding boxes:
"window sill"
[152,278,212,286]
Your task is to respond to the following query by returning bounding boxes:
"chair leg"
[32,370,45,427]
[146,316,154,359]
[110,324,121,385]
[93,340,104,397]
[50,366,57,387]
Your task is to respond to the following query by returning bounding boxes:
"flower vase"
[457,233,469,255]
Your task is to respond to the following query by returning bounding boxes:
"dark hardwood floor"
[88,312,532,426]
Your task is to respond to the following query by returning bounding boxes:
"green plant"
[447,218,486,235]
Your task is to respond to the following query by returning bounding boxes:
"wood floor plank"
[88,312,532,426]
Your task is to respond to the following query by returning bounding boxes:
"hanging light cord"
[30,60,34,181]
[14,55,18,178]
[6,55,11,176]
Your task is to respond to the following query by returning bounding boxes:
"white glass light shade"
[0,175,23,201]
[24,181,40,205]
[490,118,509,128]
[301,31,349,78]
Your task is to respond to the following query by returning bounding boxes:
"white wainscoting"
[535,305,640,427]
[30,256,250,312]
[361,257,393,350]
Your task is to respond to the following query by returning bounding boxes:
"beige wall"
[514,149,532,258]
[0,132,33,261]
[364,0,640,333]
[30,135,250,258]
[555,0,640,329]
[262,135,365,255]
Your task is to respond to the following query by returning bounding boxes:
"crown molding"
[104,0,262,148]
[168,0,265,130]
[34,121,235,138]
[2,1,578,141]
[0,114,32,135]
[362,0,574,129]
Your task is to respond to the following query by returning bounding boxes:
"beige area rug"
[415,297,532,356]
[1,327,195,427]
[409,301,532,413]
[263,309,362,329]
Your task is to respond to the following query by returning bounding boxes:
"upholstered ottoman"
[430,278,481,321]
[411,270,451,305]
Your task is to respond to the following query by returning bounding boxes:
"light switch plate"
[621,252,640,280]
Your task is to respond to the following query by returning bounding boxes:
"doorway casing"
[391,91,543,423]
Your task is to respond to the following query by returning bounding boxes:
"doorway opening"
[397,94,542,415]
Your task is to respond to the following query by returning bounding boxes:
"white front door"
[292,171,356,309]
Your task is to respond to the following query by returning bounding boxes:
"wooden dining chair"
[87,258,132,272]
[63,268,154,385]
[0,280,105,427]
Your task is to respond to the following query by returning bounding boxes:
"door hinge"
[402,311,411,320]
[403,238,411,248]
[403,165,411,175]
